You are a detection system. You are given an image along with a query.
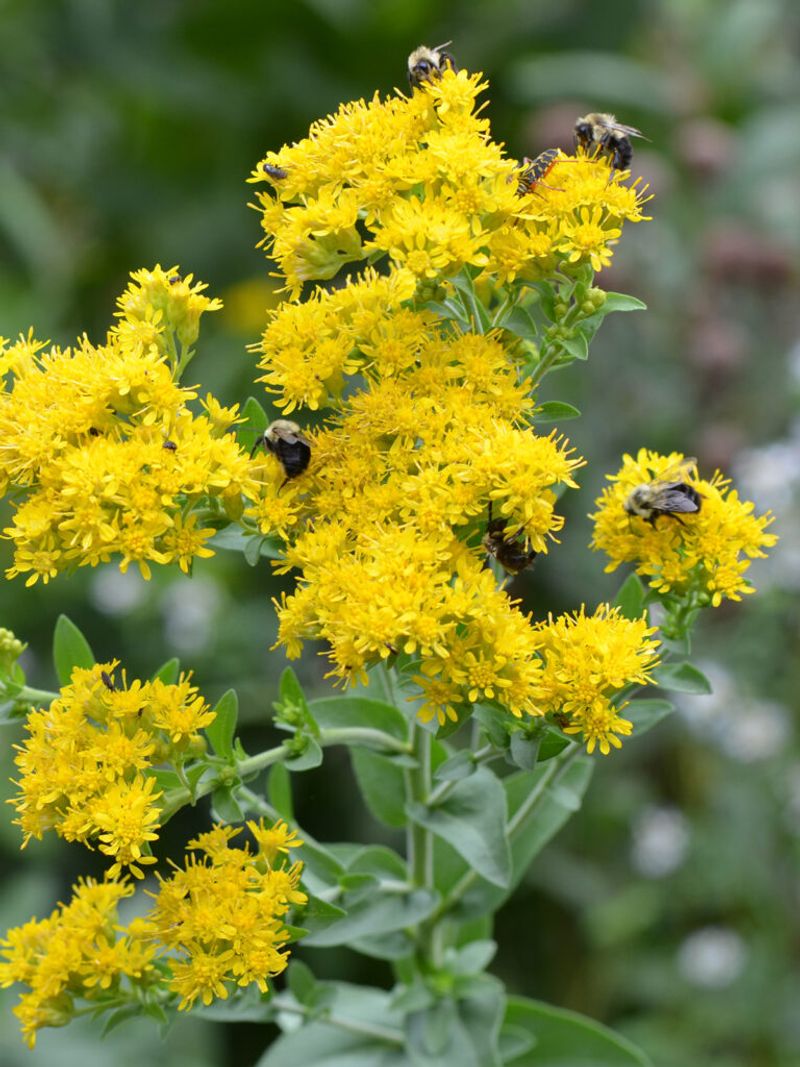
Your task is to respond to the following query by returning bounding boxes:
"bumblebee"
[261,162,287,181]
[407,42,457,89]
[483,506,538,575]
[515,148,561,196]
[624,458,702,526]
[574,112,645,172]
[251,419,312,480]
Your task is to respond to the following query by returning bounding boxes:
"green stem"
[13,685,59,706]
[406,724,432,889]
[429,744,582,921]
[315,727,411,754]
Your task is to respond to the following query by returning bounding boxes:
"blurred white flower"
[160,576,222,654]
[676,661,791,762]
[677,926,747,988]
[89,567,149,615]
[631,805,690,878]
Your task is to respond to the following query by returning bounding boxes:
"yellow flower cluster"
[148,821,306,1009]
[591,450,777,606]
[0,819,305,1046]
[0,268,254,585]
[250,69,648,296]
[0,878,156,1048]
[535,606,660,754]
[10,662,215,877]
[251,281,581,722]
[247,70,658,751]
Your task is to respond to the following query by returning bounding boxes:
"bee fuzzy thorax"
[407,42,458,89]
[574,112,646,173]
[252,419,312,480]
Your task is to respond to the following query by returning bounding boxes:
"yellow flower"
[0,877,156,1048]
[148,821,305,1010]
[591,449,777,605]
[535,605,660,754]
[10,663,216,873]
[555,207,621,272]
[0,276,257,583]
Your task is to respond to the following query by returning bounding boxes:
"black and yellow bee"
[483,506,538,575]
[407,42,457,89]
[624,458,702,526]
[251,420,312,481]
[574,112,646,172]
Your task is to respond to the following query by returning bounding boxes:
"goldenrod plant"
[0,61,775,1063]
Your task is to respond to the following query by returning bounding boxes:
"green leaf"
[475,704,511,749]
[500,995,654,1066]
[352,929,416,961]
[501,304,539,342]
[296,837,345,892]
[208,525,284,559]
[351,747,407,828]
[559,332,588,361]
[280,666,312,720]
[243,395,269,437]
[303,887,438,948]
[244,534,268,566]
[434,750,476,783]
[287,960,317,1006]
[211,785,244,823]
[613,573,646,621]
[600,292,648,313]
[296,893,347,937]
[285,738,323,771]
[447,939,497,975]
[149,657,178,685]
[652,661,712,694]
[531,401,581,423]
[347,845,408,882]
[256,984,406,1067]
[505,757,592,889]
[268,762,294,820]
[537,726,570,762]
[206,688,238,758]
[52,615,95,686]
[310,696,407,741]
[626,698,675,736]
[408,767,512,889]
[509,732,541,771]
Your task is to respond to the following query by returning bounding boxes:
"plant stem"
[406,724,432,889]
[13,685,59,706]
[429,744,582,921]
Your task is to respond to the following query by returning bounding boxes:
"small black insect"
[163,440,178,452]
[262,162,288,180]
[101,670,116,691]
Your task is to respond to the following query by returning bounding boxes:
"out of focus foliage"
[0,1,798,1065]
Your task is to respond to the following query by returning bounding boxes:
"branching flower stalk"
[0,57,776,1063]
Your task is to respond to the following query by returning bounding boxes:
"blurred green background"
[1,1,799,1065]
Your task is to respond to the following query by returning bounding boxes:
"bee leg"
[250,435,266,459]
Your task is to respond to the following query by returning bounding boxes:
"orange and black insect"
[515,149,562,196]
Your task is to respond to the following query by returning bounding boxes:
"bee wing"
[658,486,701,513]
[610,121,648,140]
[272,426,310,447]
